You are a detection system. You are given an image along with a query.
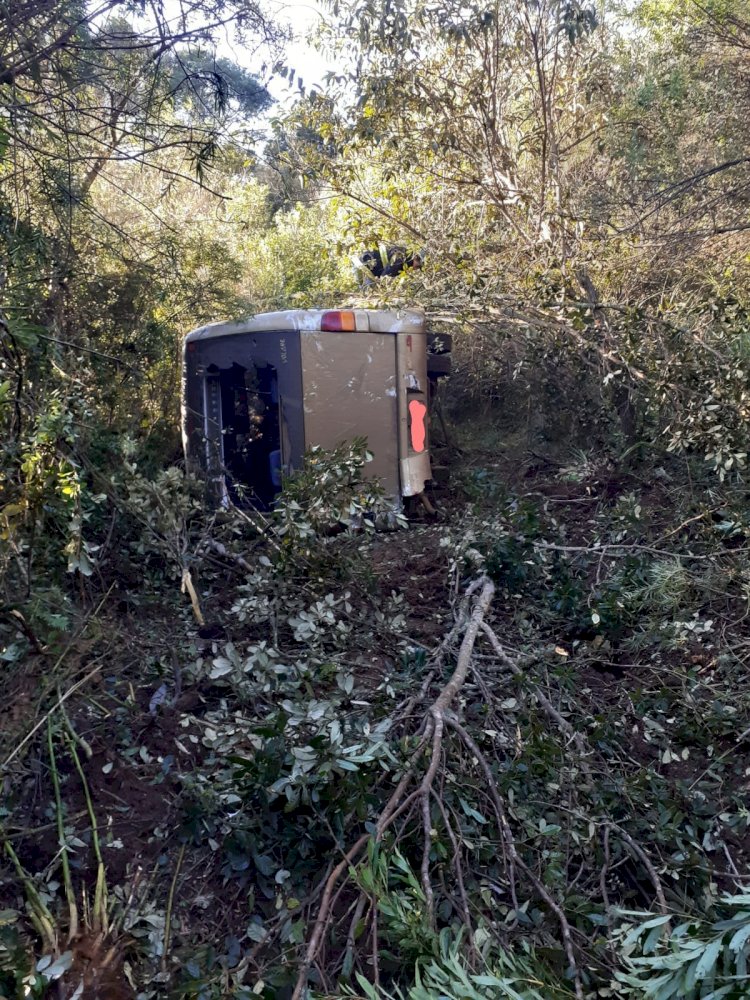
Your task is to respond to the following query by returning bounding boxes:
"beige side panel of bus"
[300,331,400,496]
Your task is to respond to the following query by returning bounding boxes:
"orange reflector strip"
[321,310,356,332]
[408,399,427,453]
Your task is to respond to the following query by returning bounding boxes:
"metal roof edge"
[184,308,426,343]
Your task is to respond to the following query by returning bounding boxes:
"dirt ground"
[4,437,750,997]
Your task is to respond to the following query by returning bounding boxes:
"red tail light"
[408,398,427,453]
[321,310,356,332]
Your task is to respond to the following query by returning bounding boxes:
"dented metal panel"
[183,308,435,504]
[367,309,425,335]
[300,331,400,495]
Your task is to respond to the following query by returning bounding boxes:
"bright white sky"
[216,0,338,108]
[269,1,337,101]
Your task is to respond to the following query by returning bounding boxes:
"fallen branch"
[291,576,495,1000]
[607,822,668,917]
[290,575,667,999]
[180,567,205,626]
[480,624,669,925]
[479,622,592,778]
[444,716,584,1000]
[199,537,253,573]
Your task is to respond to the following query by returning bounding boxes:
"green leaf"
[643,921,669,954]
[459,796,487,824]
[210,656,233,678]
[7,319,42,350]
[246,921,266,943]
[702,987,735,1000]
[253,854,274,876]
[67,548,95,576]
[695,938,723,980]
[38,951,73,980]
[683,955,700,993]
[728,922,750,953]
[354,972,380,1000]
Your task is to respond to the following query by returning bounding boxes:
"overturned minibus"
[182,308,448,508]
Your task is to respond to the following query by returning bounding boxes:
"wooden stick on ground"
[290,576,495,1000]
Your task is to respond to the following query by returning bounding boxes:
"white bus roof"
[184,308,426,343]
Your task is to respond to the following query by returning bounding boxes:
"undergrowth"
[3,443,750,999]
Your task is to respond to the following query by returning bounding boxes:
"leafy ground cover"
[3,436,750,999]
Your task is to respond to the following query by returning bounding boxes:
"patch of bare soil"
[11,733,174,888]
[64,931,135,1000]
[370,525,451,645]
[0,654,47,743]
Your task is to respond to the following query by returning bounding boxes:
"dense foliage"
[3,0,750,998]
[284,0,750,466]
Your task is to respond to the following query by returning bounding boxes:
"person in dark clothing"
[356,245,425,286]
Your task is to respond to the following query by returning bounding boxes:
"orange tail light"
[321,311,356,332]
